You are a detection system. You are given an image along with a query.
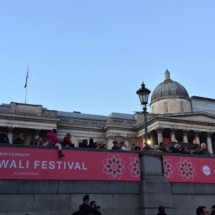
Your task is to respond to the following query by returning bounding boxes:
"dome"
[150,70,190,104]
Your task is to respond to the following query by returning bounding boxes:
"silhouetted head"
[196,206,209,215]
[52,129,57,133]
[158,206,165,213]
[83,194,89,204]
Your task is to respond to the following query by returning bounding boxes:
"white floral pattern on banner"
[163,158,175,179]
[176,157,197,181]
[128,157,140,178]
[102,154,126,180]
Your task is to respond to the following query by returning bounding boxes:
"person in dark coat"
[158,142,169,153]
[143,143,151,150]
[73,195,101,215]
[88,138,97,149]
[196,206,209,215]
[111,141,119,150]
[72,208,101,215]
[0,132,9,144]
[180,147,190,154]
[134,146,141,151]
[79,195,90,210]
[200,143,211,155]
[13,133,25,145]
[79,139,88,148]
[211,205,215,215]
[192,145,201,155]
[172,143,181,153]
[157,206,167,215]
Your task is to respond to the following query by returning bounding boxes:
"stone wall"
[0,180,140,215]
[191,96,215,115]
[0,150,214,215]
[140,152,215,215]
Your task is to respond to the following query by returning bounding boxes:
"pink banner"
[163,155,215,183]
[0,146,140,181]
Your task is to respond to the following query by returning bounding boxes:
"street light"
[136,82,151,145]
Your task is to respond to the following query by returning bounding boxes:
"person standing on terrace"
[46,129,65,158]
[29,137,37,145]
[112,141,119,150]
[200,143,211,155]
[13,133,25,145]
[62,133,74,147]
[36,136,44,146]
[158,142,169,153]
[121,141,129,151]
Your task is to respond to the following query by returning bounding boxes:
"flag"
[24,69,29,88]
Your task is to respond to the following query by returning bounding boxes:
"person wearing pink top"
[46,129,65,158]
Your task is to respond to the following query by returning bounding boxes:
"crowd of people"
[149,141,212,155]
[156,205,215,215]
[0,130,213,157]
[110,140,213,155]
[72,194,101,215]
[111,140,131,151]
[23,202,215,215]
[3,129,109,158]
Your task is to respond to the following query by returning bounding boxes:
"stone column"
[124,135,130,149]
[157,128,163,145]
[195,131,200,144]
[206,133,213,154]
[183,130,188,143]
[35,129,40,138]
[170,129,176,142]
[8,127,13,144]
[150,131,156,146]
[107,135,114,149]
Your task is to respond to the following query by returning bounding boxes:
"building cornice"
[0,113,59,123]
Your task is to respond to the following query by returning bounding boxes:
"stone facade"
[0,71,215,154]
[191,96,215,115]
[0,102,138,150]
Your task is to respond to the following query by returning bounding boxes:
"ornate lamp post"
[136,83,151,145]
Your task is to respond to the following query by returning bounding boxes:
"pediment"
[162,112,215,124]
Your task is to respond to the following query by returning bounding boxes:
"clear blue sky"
[1,1,215,116]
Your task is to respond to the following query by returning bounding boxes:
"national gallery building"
[0,70,215,153]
